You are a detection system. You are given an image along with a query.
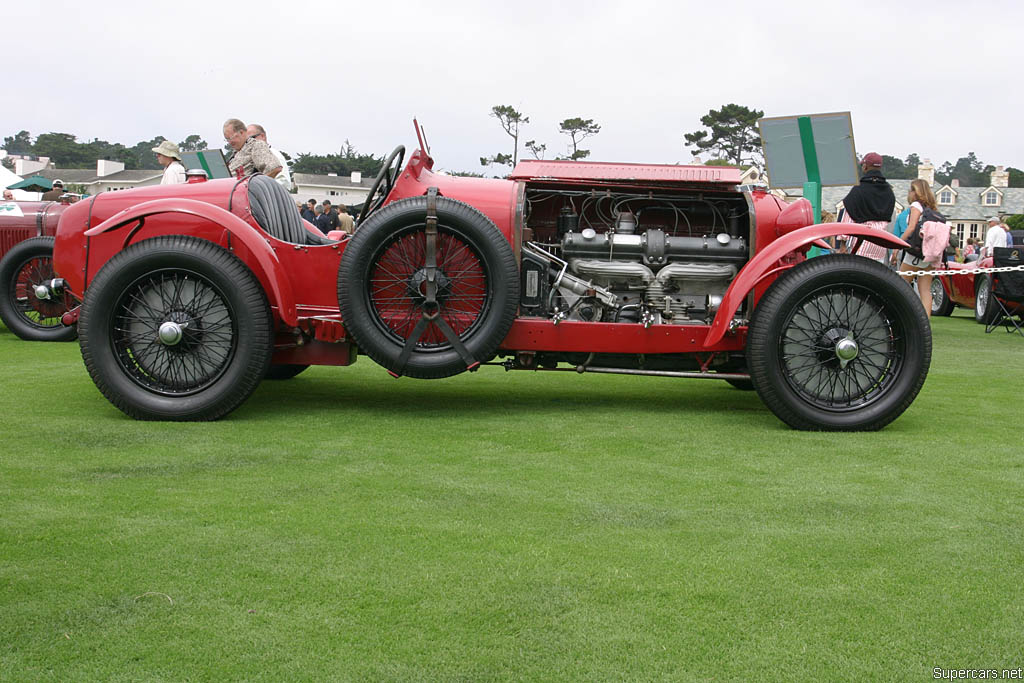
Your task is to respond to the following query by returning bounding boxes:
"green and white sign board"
[181,150,232,179]
[758,111,859,189]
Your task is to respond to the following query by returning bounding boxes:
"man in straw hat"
[153,140,186,185]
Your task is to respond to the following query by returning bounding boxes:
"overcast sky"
[4,0,1020,175]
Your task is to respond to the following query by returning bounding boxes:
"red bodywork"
[51,137,908,370]
[1,201,67,257]
[934,256,1023,317]
[937,260,986,310]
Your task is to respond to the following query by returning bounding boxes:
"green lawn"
[1,309,1022,681]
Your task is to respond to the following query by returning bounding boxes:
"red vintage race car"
[929,257,1022,323]
[51,124,930,430]
[0,199,78,341]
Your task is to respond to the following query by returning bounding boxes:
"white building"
[293,171,374,208]
[37,160,162,194]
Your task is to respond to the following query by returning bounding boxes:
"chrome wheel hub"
[835,335,859,368]
[158,321,184,346]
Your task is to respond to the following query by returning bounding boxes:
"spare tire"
[338,195,518,379]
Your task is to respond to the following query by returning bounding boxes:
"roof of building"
[37,168,162,184]
[787,179,1024,221]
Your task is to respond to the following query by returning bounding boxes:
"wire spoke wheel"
[79,236,272,421]
[112,269,237,395]
[339,195,519,379]
[748,255,930,431]
[779,285,901,410]
[368,228,488,349]
[11,254,68,328]
[975,275,997,324]
[0,236,77,341]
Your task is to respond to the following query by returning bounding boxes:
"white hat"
[151,140,182,160]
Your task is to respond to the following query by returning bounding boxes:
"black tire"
[78,236,273,421]
[725,378,755,391]
[265,364,309,380]
[747,254,931,431]
[931,277,955,316]
[0,236,77,341]
[975,275,998,325]
[338,195,519,379]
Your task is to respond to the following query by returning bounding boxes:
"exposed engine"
[520,188,751,326]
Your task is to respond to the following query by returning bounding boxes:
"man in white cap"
[152,140,186,184]
[41,179,65,201]
[984,216,1007,258]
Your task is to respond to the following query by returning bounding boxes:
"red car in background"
[0,199,77,341]
[49,123,931,430]
[929,256,1022,323]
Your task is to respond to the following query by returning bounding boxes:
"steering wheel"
[359,145,405,223]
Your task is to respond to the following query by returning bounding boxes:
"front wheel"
[931,277,954,316]
[78,236,273,420]
[747,255,931,431]
[0,236,77,341]
[975,275,998,324]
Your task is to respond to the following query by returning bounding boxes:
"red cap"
[861,152,883,168]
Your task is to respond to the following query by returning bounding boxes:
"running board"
[484,362,750,381]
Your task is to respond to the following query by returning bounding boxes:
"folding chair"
[985,247,1024,337]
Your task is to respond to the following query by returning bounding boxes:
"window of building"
[970,224,981,240]
[939,190,953,204]
[985,190,999,205]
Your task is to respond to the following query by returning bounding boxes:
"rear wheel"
[931,277,954,316]
[747,255,931,431]
[79,236,273,420]
[0,236,77,341]
[339,195,518,379]
[975,275,998,324]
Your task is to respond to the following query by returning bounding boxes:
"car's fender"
[704,223,908,347]
[84,198,297,326]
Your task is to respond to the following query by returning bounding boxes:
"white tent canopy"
[0,164,40,200]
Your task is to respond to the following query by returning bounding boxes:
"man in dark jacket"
[840,152,896,263]
[842,152,895,223]
[41,179,65,201]
[301,199,317,224]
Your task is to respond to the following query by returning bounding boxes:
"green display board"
[758,112,859,188]
[181,150,231,179]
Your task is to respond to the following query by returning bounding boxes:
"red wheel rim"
[368,229,488,347]
[11,255,72,328]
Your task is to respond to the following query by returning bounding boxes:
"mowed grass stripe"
[1,308,1022,680]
